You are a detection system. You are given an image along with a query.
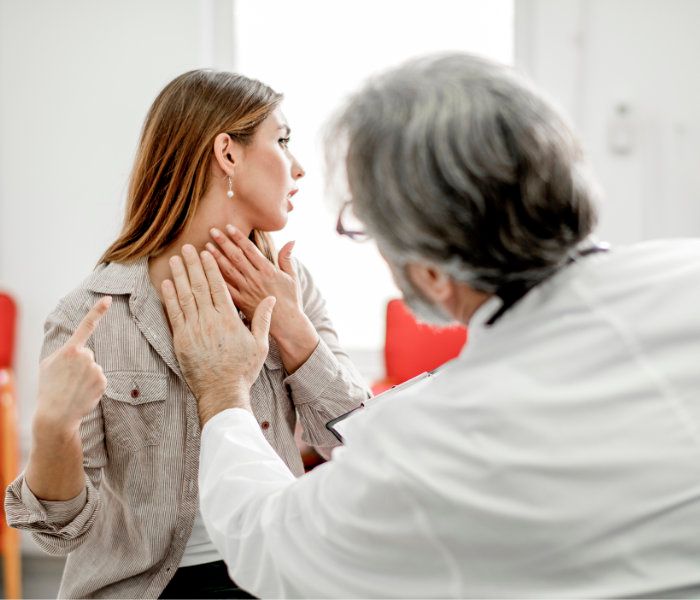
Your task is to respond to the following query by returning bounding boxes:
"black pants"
[159,560,256,599]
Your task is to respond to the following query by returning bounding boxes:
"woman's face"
[233,108,305,232]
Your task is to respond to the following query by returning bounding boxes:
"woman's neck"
[148,215,252,301]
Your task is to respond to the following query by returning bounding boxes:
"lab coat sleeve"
[199,407,438,599]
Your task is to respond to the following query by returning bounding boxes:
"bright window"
[234,0,514,350]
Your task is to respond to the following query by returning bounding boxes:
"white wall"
[515,0,700,244]
[234,0,514,352]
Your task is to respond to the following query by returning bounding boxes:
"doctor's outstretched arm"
[163,248,436,599]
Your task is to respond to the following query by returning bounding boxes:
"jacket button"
[131,389,140,399]
[260,420,270,430]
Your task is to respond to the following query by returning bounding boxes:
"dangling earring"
[226,176,234,199]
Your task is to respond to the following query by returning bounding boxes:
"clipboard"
[326,369,439,443]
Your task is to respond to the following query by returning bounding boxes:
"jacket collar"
[85,259,147,296]
[87,259,184,380]
[86,259,282,374]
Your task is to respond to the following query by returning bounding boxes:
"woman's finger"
[169,255,198,321]
[201,251,234,313]
[182,245,213,310]
[68,296,112,348]
[206,242,247,288]
[277,241,296,277]
[161,279,185,330]
[210,228,255,276]
[251,296,276,348]
[226,283,240,302]
[205,241,225,262]
[226,283,248,315]
[225,224,270,271]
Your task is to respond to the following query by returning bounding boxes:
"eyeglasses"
[336,200,370,242]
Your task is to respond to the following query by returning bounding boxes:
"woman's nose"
[291,155,305,180]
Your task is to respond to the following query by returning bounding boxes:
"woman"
[4,70,368,599]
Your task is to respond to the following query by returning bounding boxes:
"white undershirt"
[178,506,222,567]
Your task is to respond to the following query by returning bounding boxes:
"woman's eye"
[279,137,290,147]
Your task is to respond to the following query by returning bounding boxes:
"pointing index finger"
[68,296,112,347]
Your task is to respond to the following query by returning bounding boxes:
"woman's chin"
[256,213,288,232]
[275,215,290,231]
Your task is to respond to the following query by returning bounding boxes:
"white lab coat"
[199,239,700,598]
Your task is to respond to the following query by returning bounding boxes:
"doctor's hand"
[206,225,319,373]
[34,296,111,435]
[163,244,276,425]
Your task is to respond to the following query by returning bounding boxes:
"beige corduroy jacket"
[5,257,368,599]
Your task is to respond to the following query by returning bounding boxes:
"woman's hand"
[206,225,319,373]
[162,245,276,425]
[206,225,302,338]
[34,296,111,437]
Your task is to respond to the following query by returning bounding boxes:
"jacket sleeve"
[284,260,370,448]
[3,302,108,555]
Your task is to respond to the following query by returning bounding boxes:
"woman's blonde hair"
[100,69,282,265]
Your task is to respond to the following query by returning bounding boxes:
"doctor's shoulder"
[613,238,700,279]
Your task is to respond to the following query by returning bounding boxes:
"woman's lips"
[287,188,298,211]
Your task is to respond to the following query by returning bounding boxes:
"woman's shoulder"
[292,256,311,284]
[293,257,320,297]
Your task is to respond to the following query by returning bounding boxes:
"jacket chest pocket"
[102,371,168,451]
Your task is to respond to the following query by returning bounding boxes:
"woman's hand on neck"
[147,200,252,302]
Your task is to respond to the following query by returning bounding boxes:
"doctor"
[164,54,700,598]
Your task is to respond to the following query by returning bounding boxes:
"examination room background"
[0,0,699,596]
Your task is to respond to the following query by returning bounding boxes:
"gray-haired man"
[166,54,700,598]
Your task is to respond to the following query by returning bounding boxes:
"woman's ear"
[212,132,242,176]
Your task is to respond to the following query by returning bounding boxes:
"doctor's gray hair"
[325,53,599,292]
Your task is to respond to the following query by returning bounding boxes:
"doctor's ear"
[212,132,241,175]
[406,263,454,304]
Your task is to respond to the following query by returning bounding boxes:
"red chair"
[372,298,467,394]
[0,292,21,600]
[0,294,16,370]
